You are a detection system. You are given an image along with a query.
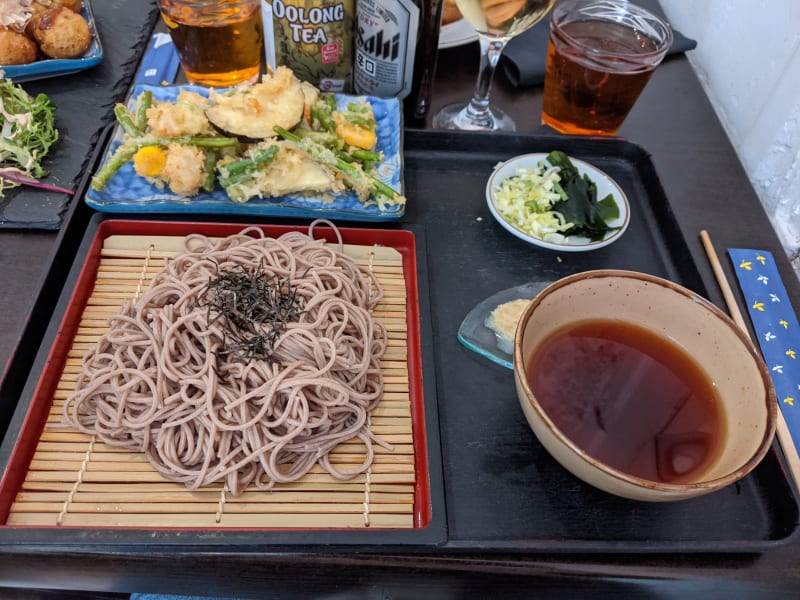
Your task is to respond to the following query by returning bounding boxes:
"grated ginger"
[485,298,532,355]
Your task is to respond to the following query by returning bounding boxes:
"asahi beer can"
[262,0,354,92]
[353,0,419,99]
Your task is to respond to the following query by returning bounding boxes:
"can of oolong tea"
[262,0,354,92]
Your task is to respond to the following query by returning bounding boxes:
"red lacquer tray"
[0,216,445,547]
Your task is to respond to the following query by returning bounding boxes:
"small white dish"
[486,153,630,252]
[439,18,479,49]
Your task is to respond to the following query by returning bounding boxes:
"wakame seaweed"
[547,150,620,241]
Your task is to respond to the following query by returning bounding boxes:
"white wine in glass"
[433,0,556,131]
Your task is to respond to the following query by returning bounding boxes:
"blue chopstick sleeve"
[135,32,180,85]
[729,248,800,452]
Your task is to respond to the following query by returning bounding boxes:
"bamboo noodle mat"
[8,234,415,528]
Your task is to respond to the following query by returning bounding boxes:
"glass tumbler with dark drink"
[541,0,672,136]
[157,0,264,87]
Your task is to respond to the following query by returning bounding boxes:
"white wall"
[659,0,800,269]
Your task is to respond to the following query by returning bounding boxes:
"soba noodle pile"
[63,224,388,495]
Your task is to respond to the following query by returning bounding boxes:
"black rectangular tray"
[399,130,799,553]
[0,129,797,556]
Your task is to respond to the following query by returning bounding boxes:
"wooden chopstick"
[700,229,800,492]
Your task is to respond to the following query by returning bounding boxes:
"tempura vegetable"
[91,66,404,207]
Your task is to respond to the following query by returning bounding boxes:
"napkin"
[729,249,800,457]
[500,16,697,88]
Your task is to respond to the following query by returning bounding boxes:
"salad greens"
[0,77,65,195]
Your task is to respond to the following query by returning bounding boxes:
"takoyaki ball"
[57,0,84,12]
[26,1,53,26]
[25,4,48,38]
[0,29,38,65]
[30,7,91,59]
[31,0,83,12]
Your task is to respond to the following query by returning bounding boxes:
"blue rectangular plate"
[85,84,405,221]
[1,1,103,82]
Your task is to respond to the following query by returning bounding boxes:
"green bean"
[335,150,355,164]
[161,136,239,149]
[350,149,382,162]
[366,171,401,202]
[219,146,279,188]
[344,114,376,130]
[311,103,335,133]
[134,90,152,132]
[296,129,341,148]
[114,104,143,137]
[90,144,141,190]
[346,102,371,114]
[203,148,217,192]
[323,92,337,113]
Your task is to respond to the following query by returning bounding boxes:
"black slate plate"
[0,0,161,229]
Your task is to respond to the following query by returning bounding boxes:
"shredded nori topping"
[195,262,303,364]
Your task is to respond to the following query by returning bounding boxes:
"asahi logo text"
[356,25,400,61]
[272,1,345,44]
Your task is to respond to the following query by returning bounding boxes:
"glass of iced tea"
[156,0,264,87]
[541,0,672,136]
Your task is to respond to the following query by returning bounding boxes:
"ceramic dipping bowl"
[514,270,777,501]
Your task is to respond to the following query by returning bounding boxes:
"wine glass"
[433,0,556,131]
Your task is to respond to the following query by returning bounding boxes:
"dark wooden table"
[2,7,800,599]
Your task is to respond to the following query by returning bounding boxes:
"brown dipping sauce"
[527,319,726,484]
[37,7,60,31]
